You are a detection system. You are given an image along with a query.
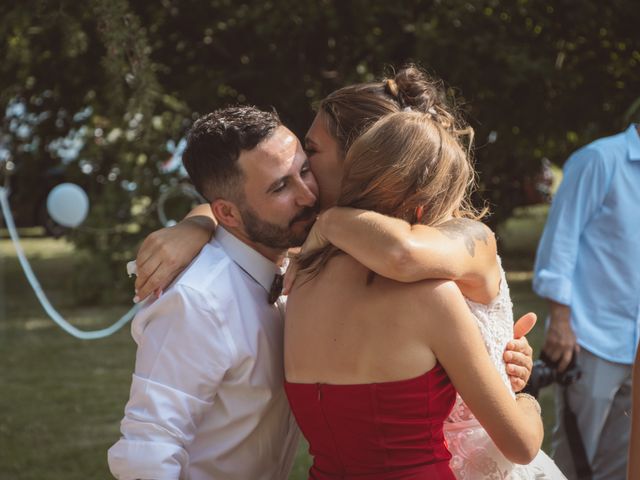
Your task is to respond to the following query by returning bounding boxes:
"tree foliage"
[1,0,639,300]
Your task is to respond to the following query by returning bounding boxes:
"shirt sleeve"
[108,285,234,480]
[533,146,611,305]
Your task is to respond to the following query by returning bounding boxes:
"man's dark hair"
[182,106,281,202]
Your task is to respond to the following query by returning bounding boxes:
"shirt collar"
[215,226,284,293]
[626,124,640,161]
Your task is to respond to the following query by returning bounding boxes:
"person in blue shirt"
[533,124,640,479]
[629,347,640,480]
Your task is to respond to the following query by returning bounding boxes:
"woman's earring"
[415,205,424,222]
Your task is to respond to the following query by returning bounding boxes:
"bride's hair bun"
[385,65,456,131]
[384,65,474,148]
[318,63,473,155]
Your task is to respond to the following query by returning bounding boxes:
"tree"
[1,0,639,300]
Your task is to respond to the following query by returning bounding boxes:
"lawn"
[0,206,554,480]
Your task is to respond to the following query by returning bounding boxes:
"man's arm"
[533,147,611,372]
[534,147,610,304]
[108,286,231,480]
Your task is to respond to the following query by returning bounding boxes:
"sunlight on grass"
[0,231,75,258]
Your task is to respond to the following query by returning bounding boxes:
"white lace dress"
[443,261,567,480]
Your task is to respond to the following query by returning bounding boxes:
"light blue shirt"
[533,124,640,364]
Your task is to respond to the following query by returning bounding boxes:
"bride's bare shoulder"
[394,279,470,328]
[406,278,464,301]
[373,278,461,309]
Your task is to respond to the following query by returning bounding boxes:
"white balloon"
[46,183,89,228]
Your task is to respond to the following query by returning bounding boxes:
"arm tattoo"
[436,219,489,257]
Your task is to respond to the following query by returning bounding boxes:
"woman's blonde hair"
[299,111,484,278]
[319,64,463,156]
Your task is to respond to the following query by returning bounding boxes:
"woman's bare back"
[285,253,440,385]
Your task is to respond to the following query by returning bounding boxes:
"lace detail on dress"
[464,264,515,397]
[446,260,514,427]
[444,258,567,480]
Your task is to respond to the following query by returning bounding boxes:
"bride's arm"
[425,281,543,464]
[315,207,500,304]
[134,204,216,301]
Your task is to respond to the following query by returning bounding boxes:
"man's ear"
[211,199,243,229]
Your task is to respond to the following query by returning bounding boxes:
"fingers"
[506,336,533,358]
[513,312,537,338]
[133,232,165,299]
[300,221,328,254]
[134,237,183,301]
[135,261,163,301]
[504,347,533,392]
[283,270,295,296]
[283,258,300,295]
[504,350,533,371]
[135,231,164,269]
[509,377,527,393]
[557,347,576,373]
[506,363,531,392]
[543,304,575,371]
[542,332,577,373]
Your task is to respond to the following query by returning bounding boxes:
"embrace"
[108,66,567,479]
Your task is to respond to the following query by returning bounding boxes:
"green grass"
[0,237,135,479]
[0,207,554,479]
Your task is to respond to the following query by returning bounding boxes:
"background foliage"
[1,0,639,300]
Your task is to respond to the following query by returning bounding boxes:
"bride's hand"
[282,255,299,295]
[504,312,536,392]
[134,216,214,301]
[282,216,328,294]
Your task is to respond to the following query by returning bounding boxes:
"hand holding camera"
[542,301,579,373]
[523,302,582,398]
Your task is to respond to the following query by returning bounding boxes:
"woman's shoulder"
[389,278,466,315]
[412,278,463,298]
[397,279,477,333]
[436,218,495,243]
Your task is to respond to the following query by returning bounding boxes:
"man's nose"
[296,180,317,206]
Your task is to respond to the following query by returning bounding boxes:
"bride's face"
[304,112,343,211]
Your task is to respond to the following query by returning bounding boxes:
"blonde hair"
[319,64,463,156]
[299,111,484,277]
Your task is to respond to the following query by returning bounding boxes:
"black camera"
[522,351,582,398]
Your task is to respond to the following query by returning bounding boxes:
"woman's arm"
[134,204,216,301]
[424,281,544,464]
[629,347,640,479]
[317,207,500,304]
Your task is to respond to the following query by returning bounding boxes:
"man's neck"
[222,226,286,266]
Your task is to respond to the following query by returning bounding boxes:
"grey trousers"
[551,348,632,480]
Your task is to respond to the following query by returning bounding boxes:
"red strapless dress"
[284,363,456,479]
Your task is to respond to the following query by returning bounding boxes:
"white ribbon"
[0,186,138,339]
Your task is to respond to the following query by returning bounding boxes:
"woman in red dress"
[284,111,543,479]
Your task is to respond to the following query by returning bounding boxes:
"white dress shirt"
[108,227,299,480]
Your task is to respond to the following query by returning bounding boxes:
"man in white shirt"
[108,106,319,480]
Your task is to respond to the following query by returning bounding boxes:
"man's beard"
[239,204,317,249]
